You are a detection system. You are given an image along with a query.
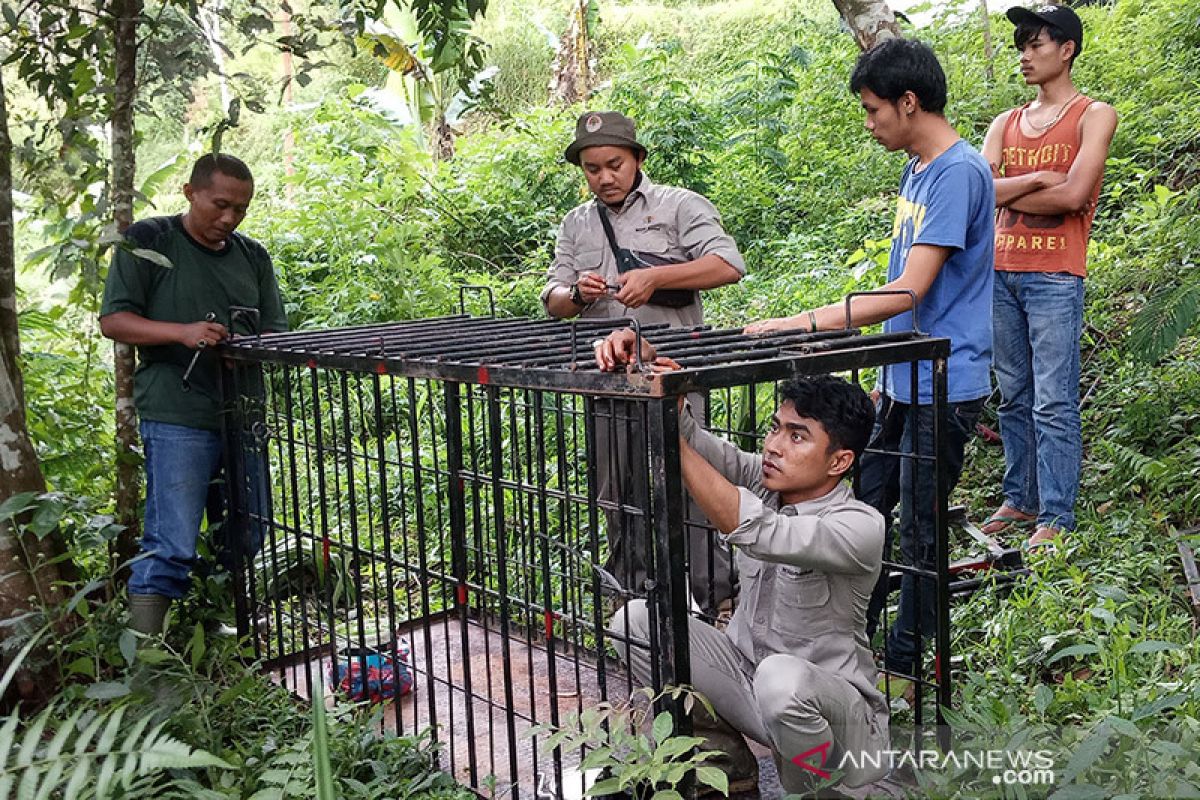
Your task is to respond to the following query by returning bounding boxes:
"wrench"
[181,312,217,392]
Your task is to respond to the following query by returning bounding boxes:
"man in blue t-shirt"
[745,39,995,679]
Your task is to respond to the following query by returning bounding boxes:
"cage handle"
[458,285,496,318]
[844,289,921,334]
[630,318,646,372]
[229,305,263,346]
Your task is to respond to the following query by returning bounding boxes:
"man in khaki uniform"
[597,356,890,794]
[543,111,745,613]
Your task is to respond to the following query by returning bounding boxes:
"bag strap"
[596,204,624,263]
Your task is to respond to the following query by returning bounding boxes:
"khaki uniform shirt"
[541,174,745,329]
[682,412,890,724]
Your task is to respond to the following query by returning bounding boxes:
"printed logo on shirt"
[891,196,928,238]
[890,196,927,253]
[995,207,1067,253]
[1001,142,1074,170]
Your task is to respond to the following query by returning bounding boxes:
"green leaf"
[119,629,137,667]
[0,716,20,785]
[654,736,703,760]
[96,705,126,753]
[64,579,106,615]
[136,648,172,665]
[130,247,174,269]
[1108,716,1141,739]
[586,778,622,797]
[189,623,206,671]
[1128,639,1183,655]
[15,707,51,766]
[311,679,336,800]
[652,711,673,745]
[578,747,613,771]
[1128,277,1200,364]
[0,492,40,521]
[1132,693,1188,721]
[696,766,729,795]
[65,656,96,677]
[84,681,131,700]
[1060,722,1114,783]
[1033,684,1054,715]
[1047,643,1100,664]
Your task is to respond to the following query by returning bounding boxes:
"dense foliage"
[8,0,1200,795]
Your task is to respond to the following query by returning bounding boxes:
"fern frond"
[14,710,50,768]
[0,714,22,774]
[0,702,233,800]
[1128,275,1200,363]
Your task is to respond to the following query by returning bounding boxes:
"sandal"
[980,506,1036,536]
[1025,525,1063,552]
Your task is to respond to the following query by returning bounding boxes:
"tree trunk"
[0,61,74,706]
[111,0,142,575]
[549,0,592,105]
[281,9,296,200]
[979,0,995,83]
[434,114,455,161]
[831,0,901,51]
[199,0,232,113]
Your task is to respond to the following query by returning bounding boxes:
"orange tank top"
[994,95,1101,278]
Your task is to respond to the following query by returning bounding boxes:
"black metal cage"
[219,311,959,798]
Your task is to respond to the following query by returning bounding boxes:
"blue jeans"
[130,420,225,599]
[861,396,983,674]
[992,270,1084,531]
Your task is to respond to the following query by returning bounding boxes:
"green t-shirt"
[100,215,288,430]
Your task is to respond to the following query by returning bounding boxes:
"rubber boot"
[129,594,171,636]
[692,705,759,795]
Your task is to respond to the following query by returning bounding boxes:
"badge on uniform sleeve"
[585,114,603,132]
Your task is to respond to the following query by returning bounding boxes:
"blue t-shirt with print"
[881,139,995,405]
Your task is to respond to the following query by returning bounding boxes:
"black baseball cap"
[1006,4,1084,55]
[564,111,648,166]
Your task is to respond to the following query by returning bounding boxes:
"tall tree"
[979,0,995,82]
[549,0,593,105]
[0,69,75,703]
[832,0,901,50]
[110,0,142,572]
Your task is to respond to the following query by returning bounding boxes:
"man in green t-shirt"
[100,153,287,635]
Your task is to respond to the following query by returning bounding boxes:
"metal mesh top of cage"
[221,314,949,397]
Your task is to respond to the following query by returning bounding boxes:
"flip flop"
[980,511,1036,536]
[1025,526,1063,553]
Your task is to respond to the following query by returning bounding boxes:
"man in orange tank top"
[981,5,1117,548]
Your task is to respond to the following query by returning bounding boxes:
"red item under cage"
[327,639,414,703]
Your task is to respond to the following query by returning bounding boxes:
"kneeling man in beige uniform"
[600,336,890,793]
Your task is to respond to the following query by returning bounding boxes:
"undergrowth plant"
[530,685,728,800]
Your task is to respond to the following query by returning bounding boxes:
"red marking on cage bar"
[307,358,317,370]
[544,610,558,639]
[457,583,468,606]
[690,330,701,339]
[375,362,388,374]
[322,536,330,567]
[477,366,490,385]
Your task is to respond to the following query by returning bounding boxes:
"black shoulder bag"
[596,205,696,309]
